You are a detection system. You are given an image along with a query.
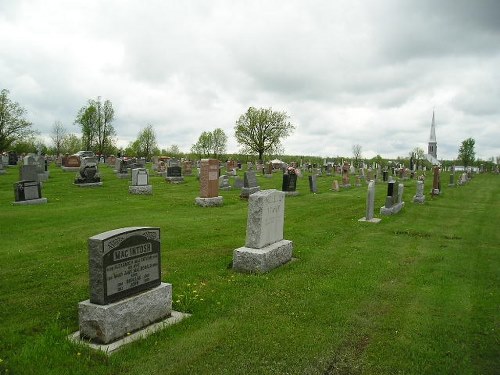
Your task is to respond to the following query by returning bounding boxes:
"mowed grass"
[0,164,498,374]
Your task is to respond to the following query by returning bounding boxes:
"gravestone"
[0,159,5,175]
[219,175,231,191]
[359,180,381,223]
[240,170,260,199]
[432,167,440,195]
[165,166,184,184]
[265,162,273,178]
[233,189,293,273]
[458,172,468,185]
[63,155,81,171]
[20,164,39,182]
[233,176,244,189]
[129,168,152,195]
[448,173,455,187]
[380,182,405,215]
[77,227,173,345]
[382,170,388,182]
[413,180,425,203]
[332,180,340,192]
[282,173,299,196]
[35,155,49,181]
[13,180,47,205]
[182,161,193,176]
[8,152,18,166]
[308,174,318,193]
[342,162,351,187]
[75,157,102,186]
[195,159,223,207]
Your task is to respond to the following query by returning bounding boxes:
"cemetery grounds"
[0,164,498,374]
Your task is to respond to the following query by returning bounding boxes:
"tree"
[352,144,362,168]
[50,121,67,157]
[75,96,115,155]
[411,147,425,170]
[458,138,475,167]
[136,124,157,160]
[234,107,295,162]
[61,134,82,155]
[0,89,35,152]
[191,128,227,159]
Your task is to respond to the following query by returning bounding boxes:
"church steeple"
[428,110,437,158]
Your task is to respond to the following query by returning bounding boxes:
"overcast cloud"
[1,0,499,160]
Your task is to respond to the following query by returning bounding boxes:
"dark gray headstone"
[282,174,297,192]
[167,166,182,177]
[308,175,318,193]
[20,165,38,182]
[244,171,258,188]
[88,227,161,305]
[14,180,42,201]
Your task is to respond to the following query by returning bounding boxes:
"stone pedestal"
[75,182,103,187]
[117,172,129,179]
[195,196,223,207]
[380,202,405,215]
[129,185,153,195]
[79,283,172,344]
[12,197,47,205]
[283,191,299,196]
[233,240,293,273]
[165,176,184,184]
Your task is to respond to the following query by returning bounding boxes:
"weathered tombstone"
[459,172,468,185]
[77,227,174,345]
[13,180,47,205]
[332,180,340,192]
[233,189,293,273]
[195,159,223,207]
[265,162,273,178]
[413,180,425,203]
[380,182,405,215]
[165,166,184,184]
[219,175,231,190]
[448,173,455,187]
[342,162,351,187]
[308,174,318,193]
[182,161,193,176]
[359,180,381,223]
[432,166,440,195]
[129,168,152,195]
[355,176,361,187]
[233,176,244,189]
[282,172,298,196]
[0,159,5,175]
[34,155,49,181]
[75,157,102,186]
[240,170,260,199]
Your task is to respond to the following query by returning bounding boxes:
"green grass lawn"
[0,164,498,374]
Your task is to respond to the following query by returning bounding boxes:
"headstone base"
[380,202,405,215]
[233,239,293,273]
[12,198,48,206]
[413,195,425,204]
[68,310,189,355]
[283,191,299,196]
[239,186,260,199]
[61,166,80,172]
[195,196,223,207]
[116,173,129,179]
[358,217,381,223]
[75,182,103,187]
[129,185,153,195]
[342,184,351,188]
[432,189,440,195]
[219,186,231,191]
[165,177,184,184]
[157,171,167,177]
[78,282,172,345]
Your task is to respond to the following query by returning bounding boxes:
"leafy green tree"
[352,144,362,168]
[234,107,294,162]
[0,89,35,152]
[135,124,158,160]
[75,96,115,155]
[61,134,82,155]
[458,138,475,167]
[191,128,227,159]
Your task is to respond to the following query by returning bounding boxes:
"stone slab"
[129,185,153,195]
[239,186,260,199]
[283,191,299,196]
[358,217,381,223]
[380,202,405,215]
[413,195,425,204]
[12,198,48,206]
[117,173,130,179]
[195,196,223,207]
[68,311,189,355]
[233,239,293,273]
[61,166,80,172]
[165,176,184,184]
[75,182,103,187]
[78,283,172,344]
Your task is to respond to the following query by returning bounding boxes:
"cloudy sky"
[1,0,499,161]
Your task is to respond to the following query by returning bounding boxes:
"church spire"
[427,110,437,159]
